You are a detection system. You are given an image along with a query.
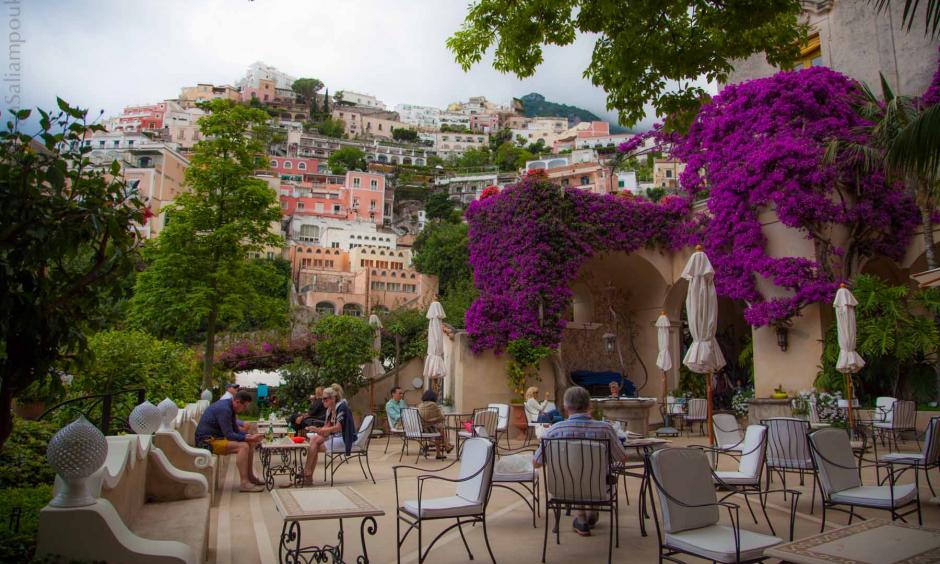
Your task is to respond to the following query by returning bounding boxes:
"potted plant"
[13,378,63,420]
[771,385,789,400]
[506,338,551,436]
[730,387,753,426]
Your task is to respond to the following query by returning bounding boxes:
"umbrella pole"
[844,373,854,430]
[707,371,714,445]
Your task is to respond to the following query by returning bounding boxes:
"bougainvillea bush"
[673,67,918,326]
[465,66,922,352]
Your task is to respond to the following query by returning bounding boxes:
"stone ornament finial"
[47,416,107,507]
[157,398,179,432]
[129,401,162,435]
[200,389,213,401]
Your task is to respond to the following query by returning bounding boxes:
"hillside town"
[88,60,665,319]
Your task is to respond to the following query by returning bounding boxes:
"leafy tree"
[0,100,145,451]
[424,191,458,222]
[312,314,375,396]
[526,138,547,154]
[448,0,806,128]
[489,127,513,151]
[440,277,478,330]
[440,124,471,133]
[495,141,533,171]
[317,117,346,139]
[278,359,321,414]
[379,308,427,368]
[323,88,331,114]
[392,128,419,143]
[816,274,940,402]
[413,221,472,293]
[454,147,491,169]
[645,186,667,202]
[68,329,201,422]
[291,77,324,103]
[231,258,291,332]
[328,146,367,174]
[128,99,283,387]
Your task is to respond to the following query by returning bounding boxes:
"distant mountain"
[516,93,629,133]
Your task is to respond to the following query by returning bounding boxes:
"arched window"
[298,162,306,170]
[270,159,277,168]
[315,302,335,316]
[284,161,292,169]
[342,303,363,317]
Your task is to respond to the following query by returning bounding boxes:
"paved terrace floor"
[206,433,940,564]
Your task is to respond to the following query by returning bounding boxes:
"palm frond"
[871,0,940,38]
[887,103,940,182]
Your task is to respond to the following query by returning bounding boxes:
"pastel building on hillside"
[423,132,488,159]
[395,103,441,130]
[337,90,386,110]
[286,131,432,166]
[276,171,387,226]
[332,106,402,140]
[653,158,685,190]
[177,83,240,108]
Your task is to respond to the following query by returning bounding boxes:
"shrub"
[278,360,321,415]
[0,418,58,488]
[0,484,53,562]
[312,315,374,397]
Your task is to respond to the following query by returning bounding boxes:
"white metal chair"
[647,448,794,564]
[710,425,774,533]
[875,399,918,451]
[488,403,511,449]
[401,408,440,463]
[492,444,540,527]
[763,417,818,513]
[385,420,407,454]
[809,427,921,532]
[323,414,376,485]
[540,437,620,563]
[879,416,940,496]
[685,399,707,436]
[874,396,897,424]
[394,437,496,564]
[456,407,499,458]
[712,413,744,461]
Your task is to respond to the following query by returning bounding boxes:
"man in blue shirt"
[385,386,407,430]
[195,390,265,492]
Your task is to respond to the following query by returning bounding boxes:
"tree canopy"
[413,221,472,294]
[291,78,324,103]
[448,0,807,128]
[0,100,146,451]
[317,117,345,139]
[128,99,283,387]
[328,146,367,174]
[392,128,419,143]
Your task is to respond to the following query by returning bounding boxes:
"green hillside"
[516,92,629,133]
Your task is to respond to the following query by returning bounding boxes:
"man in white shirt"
[220,383,240,401]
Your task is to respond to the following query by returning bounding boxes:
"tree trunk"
[0,375,14,453]
[922,207,938,271]
[203,305,218,390]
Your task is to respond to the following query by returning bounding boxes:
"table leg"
[262,449,275,491]
[357,516,378,564]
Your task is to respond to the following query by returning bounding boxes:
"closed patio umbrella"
[834,283,865,428]
[682,247,726,444]
[655,312,678,436]
[368,313,383,413]
[424,301,446,392]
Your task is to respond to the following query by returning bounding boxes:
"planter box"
[747,397,792,424]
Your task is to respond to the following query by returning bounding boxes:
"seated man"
[292,386,326,433]
[417,389,454,459]
[220,382,249,433]
[195,390,265,492]
[385,386,407,431]
[608,381,623,398]
[533,386,627,537]
[302,387,357,485]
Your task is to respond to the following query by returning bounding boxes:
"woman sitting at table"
[417,389,454,459]
[525,386,563,424]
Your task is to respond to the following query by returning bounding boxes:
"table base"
[261,446,307,490]
[278,516,378,564]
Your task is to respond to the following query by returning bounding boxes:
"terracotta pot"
[13,400,46,420]
[510,404,528,438]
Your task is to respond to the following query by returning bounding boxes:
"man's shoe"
[573,518,591,537]
[239,483,264,493]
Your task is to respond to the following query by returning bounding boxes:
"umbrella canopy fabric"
[655,313,673,372]
[423,301,446,379]
[681,251,726,374]
[834,286,865,374]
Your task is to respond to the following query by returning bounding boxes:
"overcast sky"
[10,0,675,130]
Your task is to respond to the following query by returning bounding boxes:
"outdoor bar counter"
[591,397,658,437]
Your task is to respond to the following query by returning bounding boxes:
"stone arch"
[315,301,335,316]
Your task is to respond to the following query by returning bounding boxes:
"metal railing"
[38,388,146,436]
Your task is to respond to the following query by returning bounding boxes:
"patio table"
[258,439,308,490]
[764,518,940,563]
[612,437,671,537]
[444,412,472,447]
[270,486,384,564]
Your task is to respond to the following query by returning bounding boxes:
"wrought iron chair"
[323,414,376,486]
[401,408,440,463]
[685,399,707,436]
[456,407,499,458]
[875,399,918,451]
[762,417,818,513]
[540,437,620,563]
[712,413,744,462]
[879,416,940,496]
[488,402,512,449]
[646,447,796,564]
[393,437,496,564]
[808,427,921,532]
[492,444,540,527]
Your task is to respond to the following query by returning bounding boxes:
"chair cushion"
[713,471,759,486]
[766,456,813,469]
[830,484,917,508]
[881,453,925,464]
[666,525,781,563]
[493,469,535,482]
[402,496,483,518]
